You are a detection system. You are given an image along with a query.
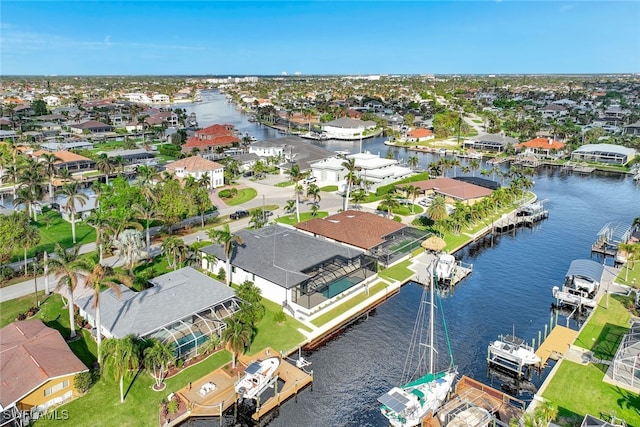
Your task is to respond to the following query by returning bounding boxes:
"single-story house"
[39,141,94,152]
[200,225,377,320]
[413,177,493,205]
[56,193,98,222]
[570,144,636,166]
[105,149,156,166]
[464,133,519,153]
[249,136,336,172]
[77,267,241,360]
[406,128,434,142]
[623,121,640,136]
[0,320,88,422]
[295,210,430,266]
[164,156,225,188]
[68,120,113,135]
[34,150,96,174]
[0,130,18,141]
[321,117,377,140]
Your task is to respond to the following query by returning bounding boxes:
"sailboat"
[378,263,457,426]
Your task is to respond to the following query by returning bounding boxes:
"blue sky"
[1,1,639,75]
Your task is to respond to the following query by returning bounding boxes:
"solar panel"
[245,362,261,375]
[378,389,410,413]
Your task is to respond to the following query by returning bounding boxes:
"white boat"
[235,357,280,400]
[435,253,456,282]
[379,263,457,427]
[489,334,540,367]
[552,286,596,308]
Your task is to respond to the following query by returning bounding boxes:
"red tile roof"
[194,124,235,137]
[0,320,88,408]
[295,210,405,250]
[516,137,565,150]
[413,177,493,200]
[408,128,433,138]
[182,135,239,152]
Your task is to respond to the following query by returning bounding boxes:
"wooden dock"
[174,348,313,425]
[422,376,524,427]
[535,325,578,367]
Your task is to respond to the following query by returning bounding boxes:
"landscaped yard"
[0,291,45,328]
[224,187,258,206]
[311,281,390,327]
[247,298,308,355]
[574,294,631,358]
[542,361,640,427]
[276,211,328,225]
[378,259,414,282]
[615,258,640,288]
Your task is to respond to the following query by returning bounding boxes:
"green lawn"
[224,188,258,206]
[615,260,640,288]
[0,291,45,328]
[542,361,640,427]
[247,298,308,356]
[574,294,631,359]
[311,281,390,327]
[275,181,294,187]
[275,211,328,225]
[36,351,231,427]
[12,208,97,262]
[378,260,414,282]
[320,185,338,192]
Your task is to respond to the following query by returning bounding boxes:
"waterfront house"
[406,128,434,142]
[164,156,225,188]
[0,320,88,423]
[570,144,636,166]
[623,121,640,136]
[412,177,493,205]
[33,150,95,174]
[464,133,519,153]
[200,225,377,320]
[295,210,430,266]
[77,267,241,361]
[515,137,565,159]
[249,136,336,172]
[181,124,239,155]
[105,148,156,166]
[320,117,377,140]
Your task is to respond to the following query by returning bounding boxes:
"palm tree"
[56,181,88,244]
[47,244,86,339]
[198,173,211,190]
[407,155,419,170]
[19,224,40,276]
[56,167,73,184]
[95,153,115,185]
[341,158,359,211]
[39,152,60,202]
[161,236,188,271]
[144,338,176,390]
[13,186,41,221]
[427,194,449,222]
[285,163,305,222]
[132,201,156,254]
[207,224,243,286]
[379,191,401,218]
[618,242,639,281]
[86,207,114,265]
[222,316,252,369]
[306,183,321,205]
[80,259,129,363]
[102,335,141,403]
[350,190,367,209]
[469,159,480,177]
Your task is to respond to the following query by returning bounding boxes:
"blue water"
[183,90,640,427]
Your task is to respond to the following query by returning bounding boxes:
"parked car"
[303,177,317,184]
[230,210,250,220]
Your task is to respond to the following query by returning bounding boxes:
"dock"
[423,376,525,427]
[534,325,578,367]
[410,252,473,290]
[492,205,549,234]
[173,347,313,425]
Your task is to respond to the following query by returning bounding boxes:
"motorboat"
[489,334,540,367]
[235,357,280,400]
[379,262,457,427]
[435,253,456,282]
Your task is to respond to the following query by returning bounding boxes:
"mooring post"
[544,324,548,339]
[538,331,541,349]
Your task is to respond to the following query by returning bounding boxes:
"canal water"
[181,91,640,427]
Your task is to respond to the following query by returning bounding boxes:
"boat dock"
[492,203,549,234]
[411,252,473,289]
[173,347,313,425]
[423,376,525,427]
[534,325,578,367]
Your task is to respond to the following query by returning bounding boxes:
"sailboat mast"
[429,262,435,375]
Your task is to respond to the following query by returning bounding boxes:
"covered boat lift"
[564,259,605,295]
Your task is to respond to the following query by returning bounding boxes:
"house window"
[44,379,69,397]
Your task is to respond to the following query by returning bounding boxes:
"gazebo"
[421,235,446,252]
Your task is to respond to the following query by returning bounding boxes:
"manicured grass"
[574,294,631,359]
[247,298,308,356]
[542,361,640,427]
[275,181,294,187]
[320,185,338,192]
[311,281,389,327]
[275,211,328,225]
[0,291,44,328]
[12,208,97,261]
[225,187,258,206]
[378,260,414,282]
[616,260,640,288]
[377,203,424,216]
[35,351,232,427]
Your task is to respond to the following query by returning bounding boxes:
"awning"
[566,259,604,283]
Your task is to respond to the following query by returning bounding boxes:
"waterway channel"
[182,91,640,427]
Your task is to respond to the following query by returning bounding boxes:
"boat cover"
[565,259,604,283]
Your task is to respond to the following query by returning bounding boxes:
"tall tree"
[39,152,61,202]
[285,163,305,223]
[95,153,115,185]
[144,338,176,390]
[222,316,252,369]
[47,244,86,339]
[19,224,40,276]
[56,181,88,244]
[342,158,360,211]
[102,335,141,403]
[379,191,401,218]
[207,224,243,286]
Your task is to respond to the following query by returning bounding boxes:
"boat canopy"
[565,259,604,283]
[245,361,262,375]
[378,389,411,413]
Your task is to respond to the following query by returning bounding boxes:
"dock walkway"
[534,325,578,367]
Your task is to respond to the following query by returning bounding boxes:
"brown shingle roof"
[413,177,493,200]
[165,156,223,171]
[0,320,88,408]
[295,210,405,250]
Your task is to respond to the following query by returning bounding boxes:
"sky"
[1,1,639,76]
